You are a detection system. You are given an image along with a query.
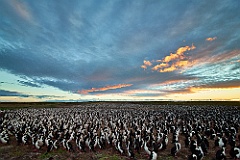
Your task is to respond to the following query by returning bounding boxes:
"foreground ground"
[0,101,240,160]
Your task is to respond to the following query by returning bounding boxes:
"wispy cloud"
[78,84,133,94]
[0,89,29,97]
[193,80,240,89]
[17,80,41,88]
[8,0,34,24]
[194,50,239,65]
[34,95,64,99]
[0,89,64,100]
[206,37,217,41]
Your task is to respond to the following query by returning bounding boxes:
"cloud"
[184,49,240,77]
[0,89,29,97]
[0,81,14,85]
[34,95,64,99]
[131,93,162,97]
[17,80,41,88]
[152,63,169,71]
[162,44,196,63]
[202,50,239,64]
[0,89,64,100]
[149,79,240,97]
[143,44,196,72]
[206,37,217,41]
[78,84,133,94]
[162,88,194,95]
[141,60,152,70]
[8,0,34,24]
[158,79,194,86]
[195,80,240,89]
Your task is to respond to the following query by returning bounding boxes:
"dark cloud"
[17,80,41,88]
[34,95,63,99]
[197,80,240,89]
[0,89,63,100]
[36,79,81,92]
[0,82,14,85]
[131,93,163,97]
[0,90,29,97]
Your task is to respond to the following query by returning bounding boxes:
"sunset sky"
[0,0,239,102]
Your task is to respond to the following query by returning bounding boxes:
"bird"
[126,139,135,159]
[162,134,168,150]
[22,132,30,145]
[185,136,191,147]
[232,147,240,159]
[0,102,239,160]
[215,147,226,160]
[215,137,226,148]
[171,141,181,157]
[53,139,59,149]
[35,135,44,149]
[66,139,74,152]
[190,140,198,153]
[46,140,54,153]
[15,131,22,145]
[0,131,9,144]
[189,138,204,160]
[116,139,124,155]
[144,141,157,160]
[188,154,198,160]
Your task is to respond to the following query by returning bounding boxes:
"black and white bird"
[190,139,204,160]
[46,140,54,153]
[22,133,29,144]
[185,136,191,147]
[230,146,240,159]
[171,141,181,157]
[188,154,197,160]
[215,137,226,148]
[0,130,9,144]
[15,131,22,145]
[35,135,44,149]
[53,139,59,149]
[66,139,74,152]
[144,141,157,160]
[126,138,135,159]
[162,134,168,150]
[215,147,226,160]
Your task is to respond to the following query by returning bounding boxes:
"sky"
[0,0,239,102]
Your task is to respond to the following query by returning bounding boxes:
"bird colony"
[0,103,240,160]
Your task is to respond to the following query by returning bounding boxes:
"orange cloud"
[174,60,191,67]
[150,44,196,72]
[161,81,240,98]
[152,63,169,71]
[161,44,196,63]
[141,65,147,70]
[78,84,132,94]
[159,65,177,72]
[175,44,196,56]
[206,37,217,41]
[141,60,152,70]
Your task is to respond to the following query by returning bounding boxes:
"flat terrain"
[0,101,240,160]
